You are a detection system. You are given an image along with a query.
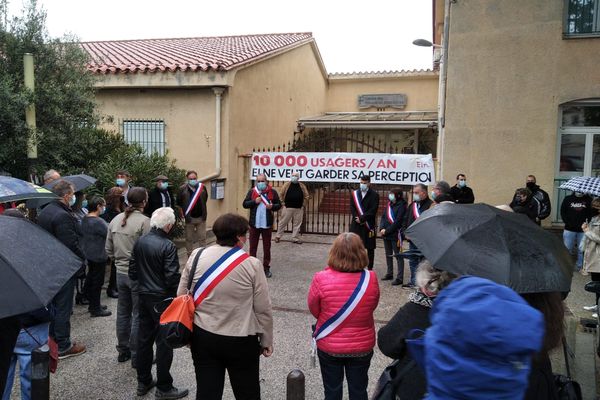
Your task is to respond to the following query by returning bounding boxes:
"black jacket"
[37,200,85,261]
[378,301,431,400]
[510,196,540,223]
[379,200,407,239]
[403,198,433,232]
[560,194,592,232]
[242,187,282,228]
[449,185,475,204]
[129,228,180,297]
[350,188,380,250]
[144,187,174,217]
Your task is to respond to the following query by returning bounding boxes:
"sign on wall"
[250,152,434,185]
[358,93,407,109]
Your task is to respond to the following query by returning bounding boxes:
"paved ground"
[7,233,600,399]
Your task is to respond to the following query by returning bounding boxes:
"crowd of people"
[0,166,598,400]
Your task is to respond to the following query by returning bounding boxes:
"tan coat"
[177,245,273,347]
[279,181,309,207]
[105,210,151,274]
[583,216,600,273]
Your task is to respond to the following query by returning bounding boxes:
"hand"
[582,222,589,232]
[380,229,386,236]
[255,197,262,204]
[262,346,273,357]
[354,217,361,224]
[266,204,273,210]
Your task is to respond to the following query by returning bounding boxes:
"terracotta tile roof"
[81,33,313,74]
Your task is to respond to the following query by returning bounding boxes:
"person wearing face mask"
[560,191,592,272]
[81,196,112,317]
[430,181,453,205]
[243,174,282,278]
[379,188,407,284]
[275,172,310,244]
[145,175,175,217]
[515,175,551,225]
[350,174,380,271]
[402,184,433,287]
[177,170,209,257]
[37,179,87,359]
[115,170,132,207]
[129,207,188,399]
[449,174,475,204]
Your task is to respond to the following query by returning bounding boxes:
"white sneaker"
[583,305,598,311]
[593,313,598,319]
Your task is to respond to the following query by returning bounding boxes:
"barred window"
[122,120,165,155]
[565,0,600,36]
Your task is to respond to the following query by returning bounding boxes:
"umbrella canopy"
[44,174,97,192]
[404,203,573,293]
[559,176,600,197]
[0,215,82,318]
[0,176,57,203]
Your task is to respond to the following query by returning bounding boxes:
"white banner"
[250,152,435,185]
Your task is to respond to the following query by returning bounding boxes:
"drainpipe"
[199,87,225,182]
[437,0,451,180]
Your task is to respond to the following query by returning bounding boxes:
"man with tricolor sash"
[177,170,208,257]
[349,175,380,270]
[403,183,433,287]
[242,174,282,278]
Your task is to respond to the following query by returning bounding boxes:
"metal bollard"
[286,369,305,400]
[31,344,50,400]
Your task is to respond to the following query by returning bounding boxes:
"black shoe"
[137,379,156,396]
[75,294,90,306]
[117,351,131,363]
[88,305,108,312]
[264,267,272,278]
[382,274,393,281]
[391,279,403,286]
[155,387,189,399]
[106,289,119,299]
[90,309,112,318]
[401,283,415,289]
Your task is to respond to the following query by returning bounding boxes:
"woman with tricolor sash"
[379,188,407,285]
[177,213,273,400]
[308,232,380,400]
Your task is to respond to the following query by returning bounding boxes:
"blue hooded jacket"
[408,276,545,400]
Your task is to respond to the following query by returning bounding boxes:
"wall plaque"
[358,93,407,109]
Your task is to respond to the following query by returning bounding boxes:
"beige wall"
[326,74,438,112]
[227,43,328,214]
[442,0,600,213]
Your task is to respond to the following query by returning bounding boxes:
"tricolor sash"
[185,183,204,217]
[352,190,372,230]
[311,269,371,366]
[254,187,271,206]
[412,202,421,220]
[192,247,249,306]
[386,202,395,224]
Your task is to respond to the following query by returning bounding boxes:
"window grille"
[565,0,600,35]
[121,120,166,155]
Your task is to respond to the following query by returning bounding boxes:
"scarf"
[409,290,433,308]
[251,185,274,202]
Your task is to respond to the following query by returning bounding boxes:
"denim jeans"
[50,276,75,353]
[2,323,50,400]
[116,273,139,362]
[317,350,373,400]
[408,242,422,285]
[563,230,585,269]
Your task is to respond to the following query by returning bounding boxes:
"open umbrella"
[559,176,600,197]
[0,215,82,318]
[404,203,573,293]
[44,174,97,192]
[0,176,57,203]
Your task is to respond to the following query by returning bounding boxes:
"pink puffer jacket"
[308,267,380,355]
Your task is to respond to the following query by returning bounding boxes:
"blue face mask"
[116,178,126,187]
[458,180,466,188]
[413,194,421,202]
[68,195,76,207]
[431,191,437,200]
[81,199,88,209]
[188,179,198,187]
[160,182,169,190]
[99,206,106,215]
[257,182,267,191]
[291,176,299,183]
[388,193,395,202]
[360,183,368,192]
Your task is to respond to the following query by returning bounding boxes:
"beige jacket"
[105,210,151,274]
[279,181,309,207]
[583,216,600,273]
[177,245,273,347]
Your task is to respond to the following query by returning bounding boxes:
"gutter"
[199,87,225,182]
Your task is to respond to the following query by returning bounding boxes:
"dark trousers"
[383,238,402,279]
[249,226,272,268]
[317,349,373,400]
[50,275,75,353]
[0,316,20,396]
[85,260,107,312]
[137,294,174,392]
[367,249,374,270]
[191,326,261,400]
[408,242,422,285]
[592,273,600,304]
[107,261,117,293]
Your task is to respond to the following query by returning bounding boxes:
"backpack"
[533,189,551,220]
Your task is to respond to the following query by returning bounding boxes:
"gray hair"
[43,169,60,183]
[434,180,451,194]
[51,180,74,197]
[150,207,176,229]
[415,259,457,297]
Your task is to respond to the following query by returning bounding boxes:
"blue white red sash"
[254,186,271,206]
[192,247,249,306]
[386,202,395,224]
[412,202,421,220]
[185,183,204,217]
[352,190,371,230]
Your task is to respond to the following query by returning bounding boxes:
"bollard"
[286,369,305,400]
[31,344,50,400]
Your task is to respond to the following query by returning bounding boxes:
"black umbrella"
[0,215,82,318]
[44,174,97,192]
[404,203,573,293]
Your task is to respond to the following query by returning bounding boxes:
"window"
[565,0,600,36]
[122,120,165,155]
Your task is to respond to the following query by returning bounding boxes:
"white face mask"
[291,176,299,183]
[360,183,368,192]
[413,193,421,202]
[388,193,395,202]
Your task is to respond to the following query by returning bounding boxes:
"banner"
[250,152,435,185]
